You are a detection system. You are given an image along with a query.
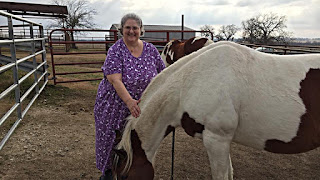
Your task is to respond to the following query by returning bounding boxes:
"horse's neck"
[131,48,205,162]
[134,81,182,163]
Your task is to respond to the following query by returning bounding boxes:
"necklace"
[124,39,142,54]
[129,45,139,53]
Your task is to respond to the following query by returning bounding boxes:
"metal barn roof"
[110,24,195,31]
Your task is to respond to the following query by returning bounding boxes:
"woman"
[94,13,166,180]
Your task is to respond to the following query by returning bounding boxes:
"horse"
[113,41,320,180]
[160,37,213,67]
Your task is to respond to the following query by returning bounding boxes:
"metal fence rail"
[0,10,48,150]
[241,43,320,54]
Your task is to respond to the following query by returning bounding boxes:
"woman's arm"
[107,73,141,118]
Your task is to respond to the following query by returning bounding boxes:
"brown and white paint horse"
[113,41,320,180]
[160,37,213,67]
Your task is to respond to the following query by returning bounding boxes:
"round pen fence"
[48,29,118,85]
[0,10,48,150]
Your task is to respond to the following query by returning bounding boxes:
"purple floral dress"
[94,38,165,173]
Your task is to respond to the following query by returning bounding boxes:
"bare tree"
[200,25,215,40]
[242,17,260,43]
[242,13,291,44]
[218,24,240,41]
[49,0,97,49]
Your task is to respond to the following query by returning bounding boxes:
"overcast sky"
[4,0,320,38]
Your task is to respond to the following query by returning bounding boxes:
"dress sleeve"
[151,44,166,73]
[102,44,123,76]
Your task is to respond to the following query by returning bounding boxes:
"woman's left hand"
[125,98,141,118]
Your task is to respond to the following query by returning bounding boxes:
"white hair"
[118,13,145,36]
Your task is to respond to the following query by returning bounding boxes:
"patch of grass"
[37,84,75,105]
[54,65,103,83]
[89,79,101,87]
[1,52,101,107]
[0,69,46,101]
[0,70,14,93]
[38,83,97,106]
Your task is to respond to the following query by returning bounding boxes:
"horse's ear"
[114,130,122,145]
[113,148,127,159]
[172,39,181,44]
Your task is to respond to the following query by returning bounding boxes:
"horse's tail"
[116,118,134,175]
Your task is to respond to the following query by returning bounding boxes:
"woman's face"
[122,19,141,43]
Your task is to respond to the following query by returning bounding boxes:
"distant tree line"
[200,12,294,45]
[290,38,320,46]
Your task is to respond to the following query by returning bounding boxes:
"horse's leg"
[201,103,237,180]
[203,130,234,180]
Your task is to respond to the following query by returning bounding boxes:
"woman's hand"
[106,73,141,118]
[125,98,141,118]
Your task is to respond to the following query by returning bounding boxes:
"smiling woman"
[121,19,144,57]
[93,13,165,180]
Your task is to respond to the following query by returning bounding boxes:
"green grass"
[54,65,102,83]
[37,84,75,105]
[0,69,46,100]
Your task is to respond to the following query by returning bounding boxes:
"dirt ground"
[0,81,320,180]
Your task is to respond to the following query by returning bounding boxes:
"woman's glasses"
[124,26,140,31]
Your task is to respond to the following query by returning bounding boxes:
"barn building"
[110,24,196,41]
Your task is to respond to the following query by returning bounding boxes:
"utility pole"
[181,14,184,41]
